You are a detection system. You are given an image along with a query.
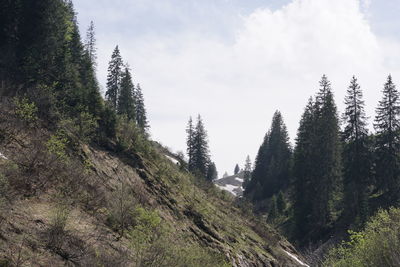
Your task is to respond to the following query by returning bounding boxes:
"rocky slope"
[0,100,307,266]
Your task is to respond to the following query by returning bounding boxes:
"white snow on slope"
[0,152,7,160]
[216,184,239,195]
[235,177,244,183]
[285,251,310,267]
[164,154,179,165]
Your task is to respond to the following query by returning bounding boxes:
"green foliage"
[46,132,69,162]
[277,191,286,213]
[60,112,98,143]
[127,206,228,267]
[268,196,278,222]
[14,97,38,123]
[324,208,400,267]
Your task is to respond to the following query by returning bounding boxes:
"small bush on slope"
[324,207,400,267]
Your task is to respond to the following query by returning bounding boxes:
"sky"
[74,0,400,176]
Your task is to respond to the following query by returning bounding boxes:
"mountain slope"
[0,99,307,266]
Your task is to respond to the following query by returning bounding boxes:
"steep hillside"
[0,99,307,266]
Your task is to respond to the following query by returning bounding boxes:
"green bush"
[324,207,400,267]
[59,112,98,143]
[125,206,229,267]
[14,97,38,123]
[46,132,69,162]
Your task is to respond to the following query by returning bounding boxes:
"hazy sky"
[74,0,400,175]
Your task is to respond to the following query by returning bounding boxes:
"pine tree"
[106,46,123,110]
[85,21,97,67]
[117,66,136,121]
[312,75,342,230]
[277,191,286,214]
[243,155,252,188]
[234,164,240,175]
[342,76,371,224]
[135,83,149,131]
[191,115,210,177]
[293,98,315,237]
[293,76,342,240]
[206,162,218,181]
[268,195,278,222]
[245,111,292,202]
[186,117,195,172]
[374,75,400,203]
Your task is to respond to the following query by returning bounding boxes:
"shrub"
[46,132,69,162]
[59,112,98,143]
[324,207,400,267]
[47,205,70,251]
[14,97,38,124]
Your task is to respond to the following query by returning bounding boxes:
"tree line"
[244,74,400,243]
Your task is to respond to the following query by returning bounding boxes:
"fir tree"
[85,21,97,67]
[191,115,211,177]
[293,76,342,240]
[342,76,371,224]
[135,83,149,131]
[293,98,316,238]
[186,117,195,172]
[106,46,123,110]
[243,155,252,188]
[277,191,286,214]
[234,164,240,175]
[268,195,278,222]
[117,66,136,121]
[374,75,400,203]
[245,111,292,202]
[206,162,218,181]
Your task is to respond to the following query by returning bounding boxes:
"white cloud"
[92,0,400,174]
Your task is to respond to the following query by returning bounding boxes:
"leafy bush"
[46,132,69,162]
[324,208,400,267]
[14,97,38,124]
[59,112,98,143]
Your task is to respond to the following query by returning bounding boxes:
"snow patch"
[164,154,179,165]
[216,184,240,196]
[235,177,244,183]
[284,251,309,267]
[0,152,7,160]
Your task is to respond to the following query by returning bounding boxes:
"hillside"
[0,99,307,266]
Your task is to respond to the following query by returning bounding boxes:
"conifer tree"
[293,98,316,237]
[186,117,195,172]
[374,75,400,203]
[85,21,97,67]
[293,76,342,240]
[245,111,291,202]
[277,191,286,214]
[342,76,371,224]
[191,115,211,177]
[135,83,149,131]
[206,162,218,181]
[106,46,123,110]
[234,164,240,175]
[268,195,278,222]
[243,155,252,188]
[117,66,136,121]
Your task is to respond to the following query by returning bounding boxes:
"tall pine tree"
[342,76,371,224]
[135,83,149,131]
[117,66,136,121]
[186,117,195,172]
[374,75,400,204]
[245,111,292,203]
[106,46,123,110]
